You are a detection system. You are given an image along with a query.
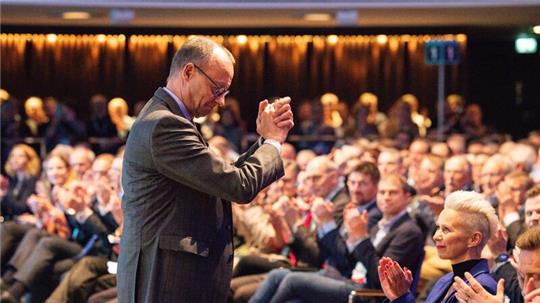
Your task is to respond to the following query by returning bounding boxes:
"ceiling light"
[533,25,540,34]
[236,35,248,44]
[327,35,339,45]
[62,11,90,20]
[376,35,388,44]
[46,34,57,43]
[304,13,332,22]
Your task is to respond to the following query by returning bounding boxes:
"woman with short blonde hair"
[378,191,498,303]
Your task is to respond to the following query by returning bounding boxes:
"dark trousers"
[1,222,34,269]
[232,255,290,278]
[8,229,81,289]
[46,256,116,303]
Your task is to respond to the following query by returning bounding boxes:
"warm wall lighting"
[97,34,106,43]
[456,34,467,43]
[62,11,90,20]
[46,34,57,43]
[304,13,332,22]
[236,35,248,44]
[376,35,388,44]
[327,35,338,45]
[533,25,540,34]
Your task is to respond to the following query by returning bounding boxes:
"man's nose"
[216,96,226,107]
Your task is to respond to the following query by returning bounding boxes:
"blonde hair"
[108,97,128,117]
[5,144,41,178]
[444,191,498,248]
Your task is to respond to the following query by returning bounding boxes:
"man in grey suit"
[117,36,294,303]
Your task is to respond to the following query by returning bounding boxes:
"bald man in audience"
[69,146,95,180]
[407,139,430,186]
[444,155,473,196]
[481,154,513,205]
[295,149,316,171]
[377,149,405,177]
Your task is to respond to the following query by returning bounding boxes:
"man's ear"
[181,63,195,81]
[468,231,483,248]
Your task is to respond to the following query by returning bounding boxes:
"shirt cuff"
[503,212,520,227]
[346,236,369,252]
[264,139,282,154]
[317,220,337,238]
[75,208,94,224]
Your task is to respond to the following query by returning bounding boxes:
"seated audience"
[452,226,540,303]
[378,190,498,303]
[1,144,41,220]
[248,174,424,303]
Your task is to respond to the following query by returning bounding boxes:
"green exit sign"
[515,37,537,54]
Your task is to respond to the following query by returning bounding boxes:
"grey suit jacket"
[117,88,284,303]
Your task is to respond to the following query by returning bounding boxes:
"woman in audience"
[377,190,498,303]
[1,154,72,267]
[1,144,41,220]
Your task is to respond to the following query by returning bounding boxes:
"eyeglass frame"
[193,63,230,100]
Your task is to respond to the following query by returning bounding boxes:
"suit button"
[227,225,232,230]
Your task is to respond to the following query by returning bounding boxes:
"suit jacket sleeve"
[234,137,264,167]
[290,225,323,268]
[151,116,283,203]
[350,222,424,289]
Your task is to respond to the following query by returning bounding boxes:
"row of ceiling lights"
[60,10,540,34]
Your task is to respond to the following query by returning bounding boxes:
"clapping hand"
[256,97,293,143]
[453,272,505,303]
[524,277,540,303]
[377,257,413,300]
[310,197,334,225]
[343,204,369,243]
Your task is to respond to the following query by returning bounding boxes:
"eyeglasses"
[193,64,229,100]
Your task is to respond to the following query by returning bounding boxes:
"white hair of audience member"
[305,155,338,174]
[378,148,403,164]
[445,155,472,174]
[333,145,362,168]
[296,149,317,171]
[50,144,74,162]
[508,143,537,173]
[484,154,514,175]
[431,142,450,159]
[444,191,498,248]
[72,146,96,162]
[498,140,516,155]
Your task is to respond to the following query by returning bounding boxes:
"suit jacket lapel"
[372,213,410,252]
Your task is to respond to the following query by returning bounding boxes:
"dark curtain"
[1,33,466,127]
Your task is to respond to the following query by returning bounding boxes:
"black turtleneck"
[452,259,484,279]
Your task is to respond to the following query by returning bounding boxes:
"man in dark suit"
[117,36,294,303]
